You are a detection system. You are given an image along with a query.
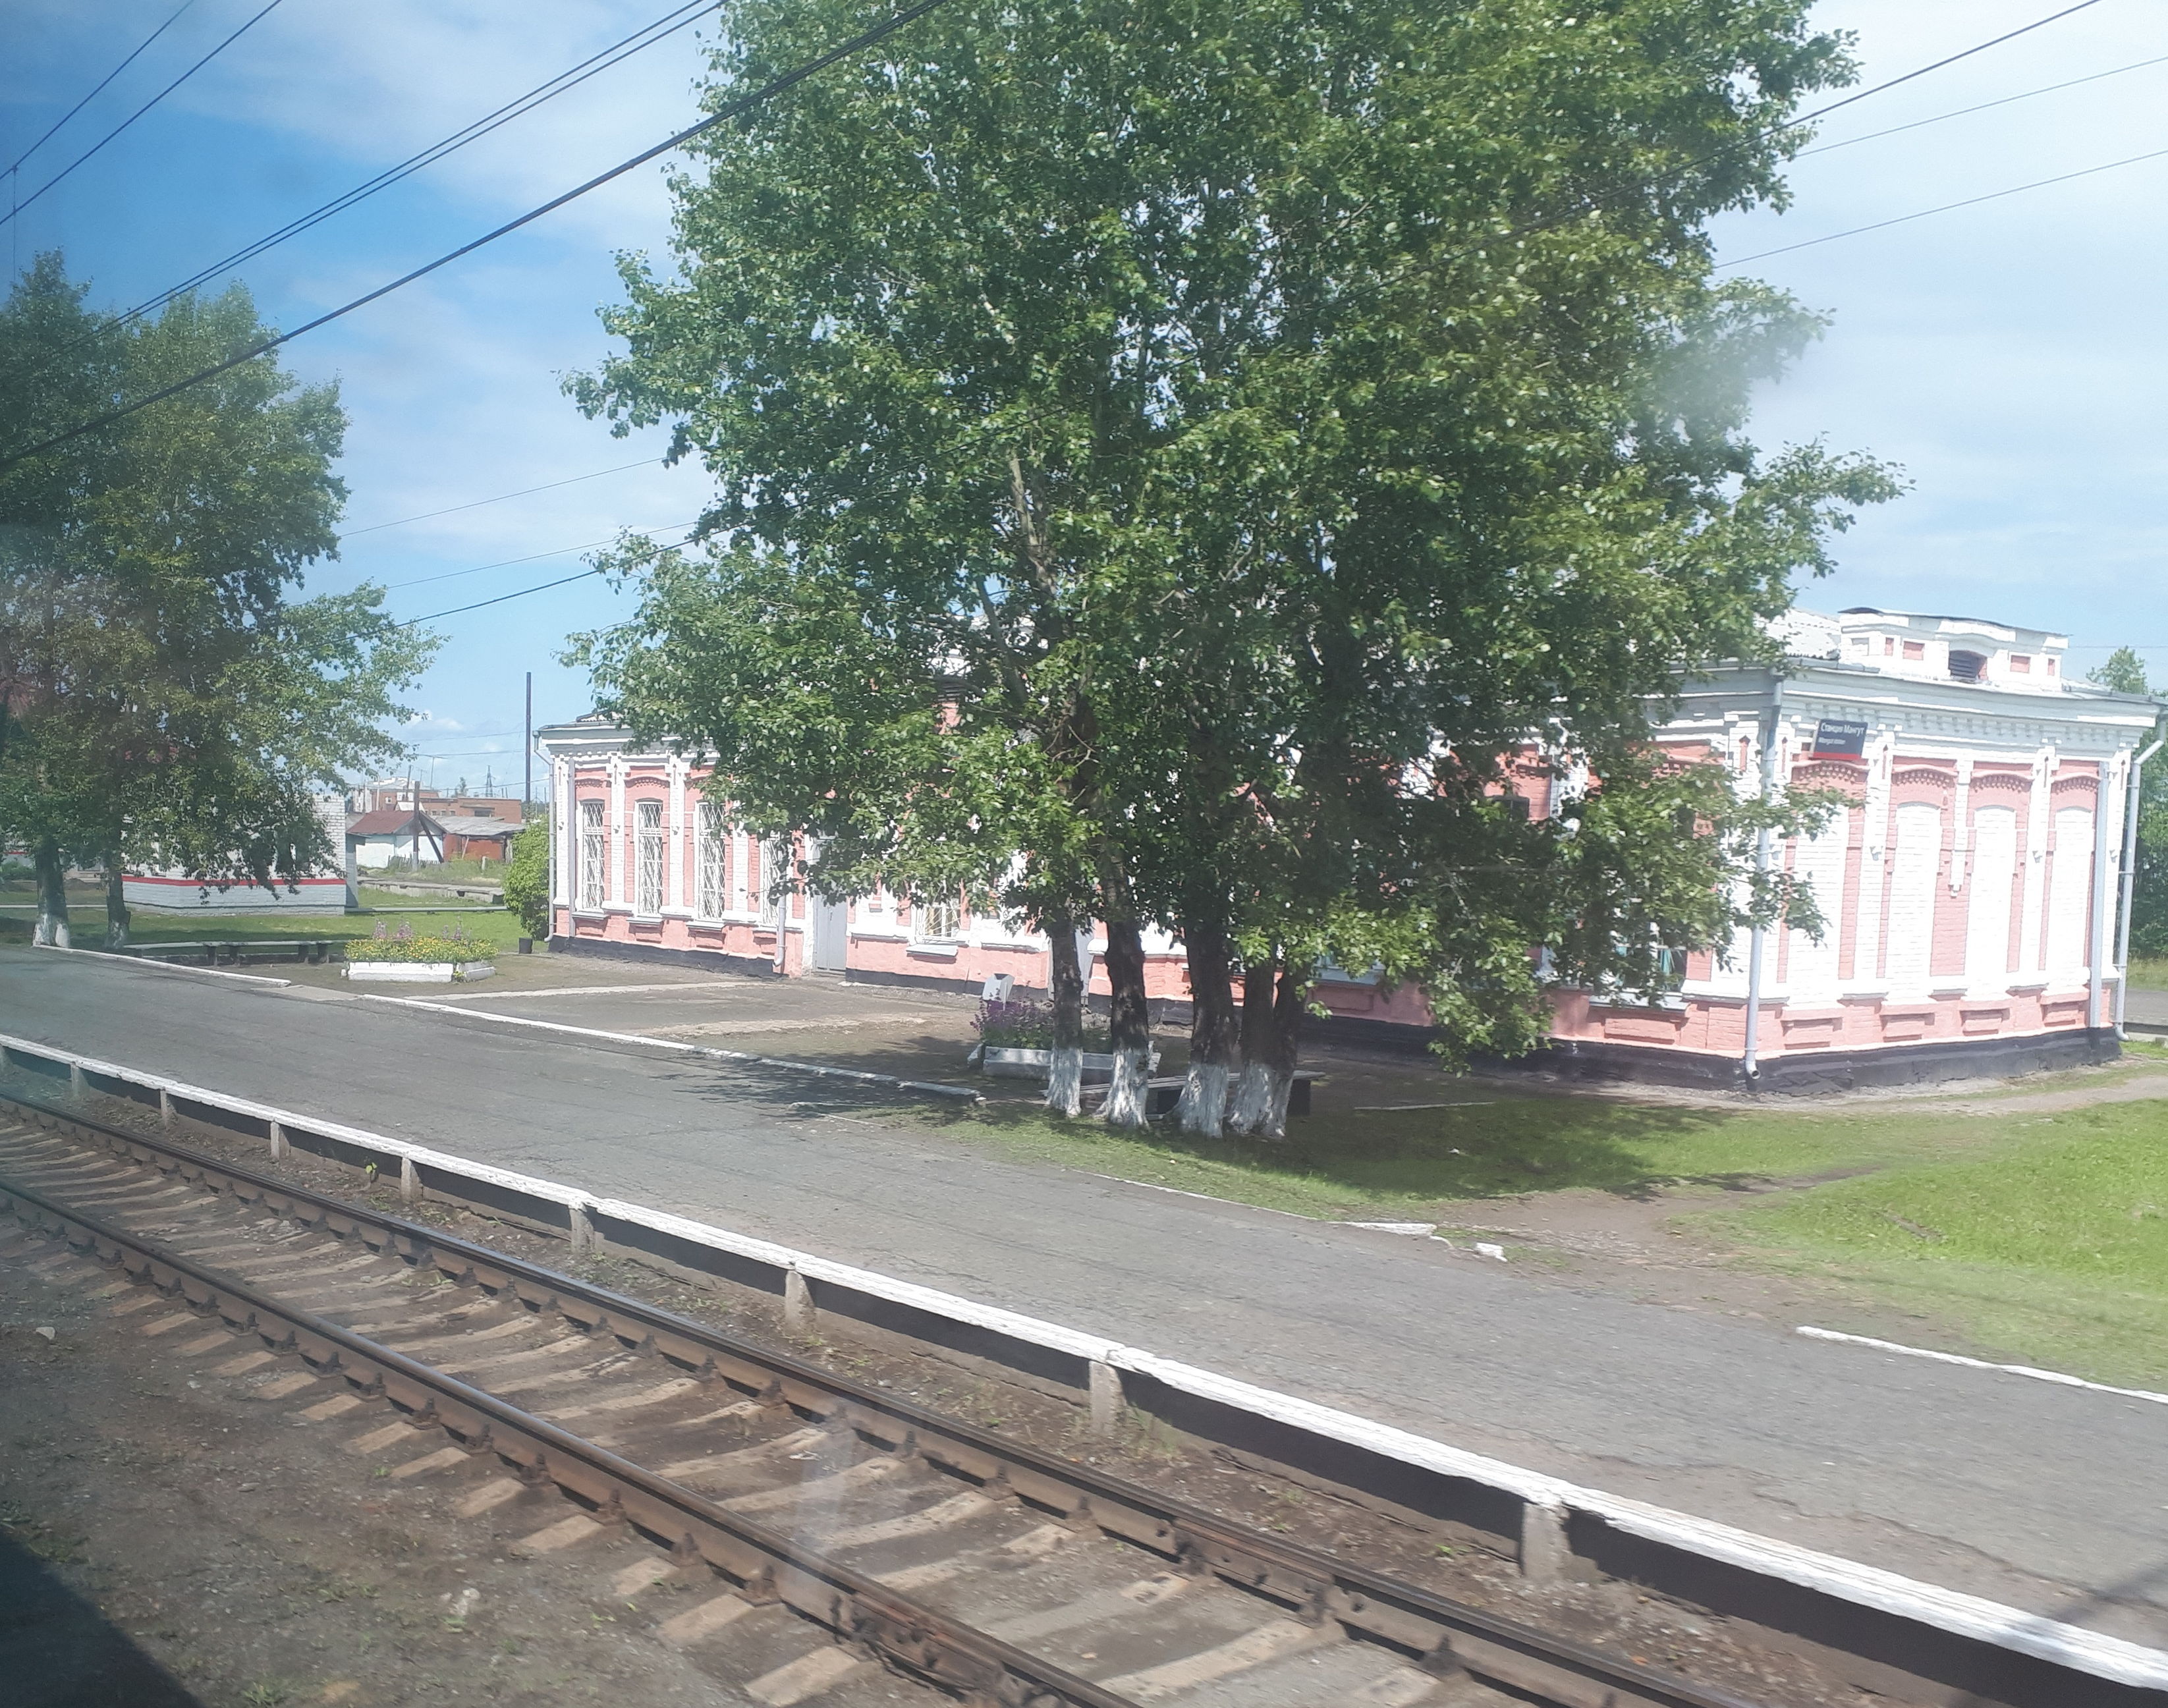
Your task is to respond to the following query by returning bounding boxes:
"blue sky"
[4,0,2165,792]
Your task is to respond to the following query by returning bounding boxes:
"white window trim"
[635,800,666,918]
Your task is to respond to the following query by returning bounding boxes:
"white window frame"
[912,891,964,944]
[758,835,788,929]
[634,800,665,916]
[696,802,729,921]
[578,800,605,911]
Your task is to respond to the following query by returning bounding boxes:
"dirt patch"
[0,1249,747,1708]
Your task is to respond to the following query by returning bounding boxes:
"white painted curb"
[1,1024,2164,1690]
[34,943,291,988]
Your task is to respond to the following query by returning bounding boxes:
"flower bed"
[344,923,495,982]
[346,925,496,965]
[972,995,1109,1053]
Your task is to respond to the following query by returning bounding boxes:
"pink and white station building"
[537,607,2161,1091]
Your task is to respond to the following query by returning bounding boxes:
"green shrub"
[503,815,549,939]
[347,926,494,964]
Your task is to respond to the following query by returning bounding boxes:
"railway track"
[0,1091,1774,1708]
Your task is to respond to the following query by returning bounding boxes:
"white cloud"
[1711,0,2168,668]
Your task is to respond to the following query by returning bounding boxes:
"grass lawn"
[895,1048,2168,1385]
[0,895,528,954]
[896,1089,1957,1221]
[1705,1099,2168,1387]
[2125,956,2168,990]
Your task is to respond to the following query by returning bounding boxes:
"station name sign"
[1810,718,1869,760]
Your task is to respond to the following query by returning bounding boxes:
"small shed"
[347,806,445,871]
[436,813,518,862]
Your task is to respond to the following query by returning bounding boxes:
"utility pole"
[524,671,534,813]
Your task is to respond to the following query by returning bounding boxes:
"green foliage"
[0,254,434,933]
[347,922,495,964]
[503,814,551,938]
[2088,646,2150,695]
[568,0,1891,1061]
[2086,649,2168,956]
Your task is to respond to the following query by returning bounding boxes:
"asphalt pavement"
[1,946,2163,1643]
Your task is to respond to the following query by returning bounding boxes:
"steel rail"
[0,1167,1130,1708]
[0,1087,1764,1708]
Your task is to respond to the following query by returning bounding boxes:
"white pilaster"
[608,757,626,907]
[1850,730,1894,984]
[2018,744,2054,974]
[1949,756,1973,893]
[666,756,687,913]
[550,758,571,906]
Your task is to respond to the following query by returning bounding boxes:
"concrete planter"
[981,1045,1155,1083]
[344,960,497,984]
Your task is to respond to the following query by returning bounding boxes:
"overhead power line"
[401,563,604,623]
[1779,0,2107,132]
[1719,142,2168,268]
[343,457,665,538]
[1800,51,2168,159]
[0,0,2100,477]
[397,530,697,626]
[1383,1,2115,290]
[1,0,203,180]
[380,518,699,590]
[94,1,716,350]
[0,0,958,477]
[0,0,287,231]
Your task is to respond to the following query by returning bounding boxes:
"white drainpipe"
[2113,738,2163,1035]
[1740,682,1785,1085]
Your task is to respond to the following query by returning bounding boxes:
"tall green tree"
[571,0,1888,1128]
[0,256,433,945]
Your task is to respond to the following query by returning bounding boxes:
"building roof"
[435,814,518,839]
[346,807,445,839]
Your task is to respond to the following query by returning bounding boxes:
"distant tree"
[2088,649,2168,959]
[0,256,433,946]
[2090,646,2150,695]
[503,814,551,940]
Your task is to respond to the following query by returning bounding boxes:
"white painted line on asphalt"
[1353,1101,1496,1111]
[424,979,762,1002]
[1084,1172,1316,1221]
[1797,1326,2168,1406]
[34,943,290,987]
[350,991,982,1100]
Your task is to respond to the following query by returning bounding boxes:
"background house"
[345,806,446,871]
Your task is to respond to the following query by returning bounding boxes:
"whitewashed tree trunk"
[105,865,130,950]
[1252,1066,1295,1141]
[1175,1060,1228,1138]
[1045,1045,1084,1118]
[1227,1062,1274,1134]
[34,844,70,949]
[1101,1044,1150,1129]
[1043,914,1087,1118]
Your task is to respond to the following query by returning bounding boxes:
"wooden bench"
[1144,1072,1315,1119]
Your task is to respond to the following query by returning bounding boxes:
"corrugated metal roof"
[346,807,444,838]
